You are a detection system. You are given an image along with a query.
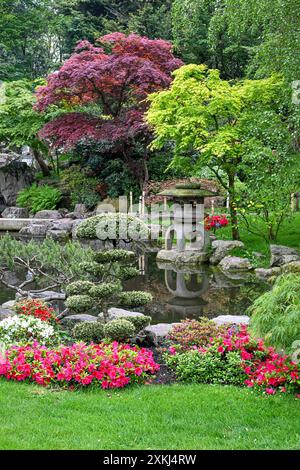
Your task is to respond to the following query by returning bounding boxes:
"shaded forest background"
[1,0,299,83]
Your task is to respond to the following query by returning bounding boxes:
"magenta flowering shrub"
[165,325,300,395]
[0,342,159,389]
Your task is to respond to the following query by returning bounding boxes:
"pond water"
[0,237,270,324]
[124,253,270,324]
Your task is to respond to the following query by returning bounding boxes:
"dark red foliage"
[39,113,102,149]
[36,33,182,151]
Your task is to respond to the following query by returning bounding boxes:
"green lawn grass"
[0,380,299,450]
[215,212,300,266]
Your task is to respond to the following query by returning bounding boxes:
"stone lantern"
[156,183,217,265]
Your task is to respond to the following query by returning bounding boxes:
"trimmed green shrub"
[118,291,153,308]
[78,261,106,277]
[104,319,135,342]
[165,349,246,386]
[94,250,135,263]
[75,213,149,241]
[17,184,62,214]
[248,273,300,351]
[117,267,139,281]
[119,315,151,333]
[72,321,104,343]
[65,281,94,296]
[89,283,122,299]
[65,295,94,313]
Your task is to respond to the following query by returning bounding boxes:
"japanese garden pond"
[124,253,269,324]
[0,236,270,325]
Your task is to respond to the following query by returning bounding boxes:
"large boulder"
[61,314,96,326]
[105,307,146,322]
[157,249,209,265]
[46,229,70,241]
[145,323,180,346]
[212,315,250,326]
[1,206,29,218]
[0,307,15,320]
[34,210,62,219]
[0,150,35,206]
[74,204,88,217]
[255,267,281,279]
[219,256,253,271]
[19,223,50,236]
[50,218,74,232]
[270,245,300,267]
[28,291,65,300]
[1,300,16,309]
[210,240,244,265]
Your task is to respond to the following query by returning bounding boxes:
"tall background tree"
[147,64,292,240]
[36,33,182,189]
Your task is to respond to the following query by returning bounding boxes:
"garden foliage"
[17,184,62,214]
[0,342,159,389]
[165,323,299,395]
[249,274,300,351]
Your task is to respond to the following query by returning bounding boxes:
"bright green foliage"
[119,315,151,334]
[65,281,95,297]
[77,262,106,278]
[166,349,246,386]
[72,322,104,343]
[0,79,67,176]
[64,249,152,317]
[118,291,153,308]
[103,319,135,342]
[147,64,290,239]
[1,381,299,450]
[236,153,300,241]
[117,267,140,281]
[249,274,300,351]
[0,80,44,147]
[17,184,62,214]
[94,250,135,264]
[89,283,122,299]
[65,295,94,313]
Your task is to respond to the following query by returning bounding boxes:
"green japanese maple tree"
[147,64,288,240]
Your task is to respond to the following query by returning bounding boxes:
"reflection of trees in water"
[124,252,269,323]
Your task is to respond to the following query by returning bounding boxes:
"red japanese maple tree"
[36,33,182,188]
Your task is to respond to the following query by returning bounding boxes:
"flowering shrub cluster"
[204,214,229,232]
[0,315,63,348]
[0,342,160,389]
[14,299,59,326]
[165,324,299,395]
[167,318,226,352]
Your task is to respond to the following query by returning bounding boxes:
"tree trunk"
[228,171,240,240]
[268,224,276,241]
[32,148,50,177]
[143,157,149,190]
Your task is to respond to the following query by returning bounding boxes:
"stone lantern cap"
[158,183,217,201]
